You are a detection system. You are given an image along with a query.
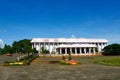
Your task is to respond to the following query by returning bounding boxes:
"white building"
[31,38,108,55]
[0,39,3,48]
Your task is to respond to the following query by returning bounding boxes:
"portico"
[56,44,96,54]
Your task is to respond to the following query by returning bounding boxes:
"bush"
[102,44,120,55]
[22,55,37,65]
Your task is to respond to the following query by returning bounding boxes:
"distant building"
[0,39,3,48]
[31,38,108,55]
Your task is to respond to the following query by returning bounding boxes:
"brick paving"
[0,55,120,80]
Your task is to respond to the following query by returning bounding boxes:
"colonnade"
[57,47,96,54]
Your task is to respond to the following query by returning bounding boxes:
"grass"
[38,55,120,66]
[3,55,120,66]
[45,56,120,66]
[92,56,120,66]
[29,55,120,66]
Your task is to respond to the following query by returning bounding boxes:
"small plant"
[62,55,65,60]
[68,53,72,60]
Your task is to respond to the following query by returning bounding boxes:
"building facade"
[31,38,108,55]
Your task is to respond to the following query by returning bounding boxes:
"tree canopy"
[102,44,120,55]
[41,46,49,54]
[0,44,13,54]
[0,39,38,55]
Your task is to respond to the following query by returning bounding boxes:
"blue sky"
[0,0,120,45]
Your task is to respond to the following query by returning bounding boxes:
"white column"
[101,43,104,49]
[79,48,82,54]
[100,43,102,52]
[65,48,67,54]
[70,48,72,54]
[39,43,41,53]
[98,43,101,52]
[48,43,51,54]
[39,43,40,47]
[56,43,59,54]
[34,43,36,48]
[75,48,77,54]
[53,43,55,49]
[89,48,91,54]
[105,43,107,46]
[103,43,106,49]
[40,43,42,52]
[93,48,96,54]
[43,42,45,49]
[84,48,86,54]
[60,48,62,54]
[57,43,59,48]
[54,43,56,52]
[52,43,54,51]
[35,43,36,48]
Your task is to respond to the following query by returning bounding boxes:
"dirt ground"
[0,55,120,80]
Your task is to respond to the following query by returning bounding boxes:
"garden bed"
[2,55,37,66]
[59,59,79,65]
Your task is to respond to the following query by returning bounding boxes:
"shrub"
[102,44,120,55]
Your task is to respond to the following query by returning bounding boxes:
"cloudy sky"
[0,0,120,45]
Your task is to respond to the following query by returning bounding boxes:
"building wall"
[31,38,108,54]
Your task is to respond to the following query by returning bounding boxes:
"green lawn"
[92,56,120,66]
[70,55,120,66]
[38,55,120,66]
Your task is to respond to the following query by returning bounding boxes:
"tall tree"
[1,39,38,55]
[12,39,32,53]
[41,46,49,56]
[102,44,120,55]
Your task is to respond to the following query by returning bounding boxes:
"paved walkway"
[0,55,120,80]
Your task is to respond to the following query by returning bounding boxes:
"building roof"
[31,38,108,43]
[56,44,97,48]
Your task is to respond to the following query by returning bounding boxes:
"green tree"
[1,39,38,55]
[12,41,21,53]
[1,44,13,54]
[12,39,34,54]
[32,48,38,54]
[41,46,49,56]
[102,44,120,55]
